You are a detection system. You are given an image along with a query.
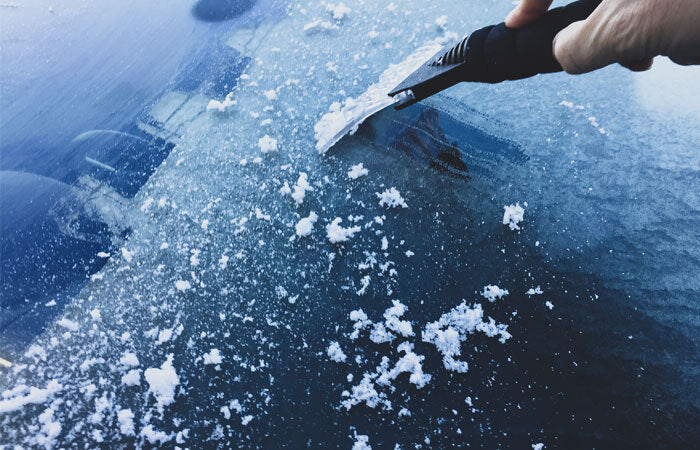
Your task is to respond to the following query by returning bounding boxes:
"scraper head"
[389,36,471,110]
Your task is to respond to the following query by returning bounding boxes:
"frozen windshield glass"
[1,0,699,448]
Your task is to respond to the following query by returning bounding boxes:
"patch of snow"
[481,285,509,302]
[121,247,134,262]
[119,352,139,367]
[302,20,339,34]
[206,93,237,112]
[326,218,361,243]
[175,280,191,292]
[423,302,511,372]
[348,163,368,179]
[258,135,278,153]
[140,425,172,445]
[203,348,223,365]
[377,187,407,209]
[327,341,347,363]
[503,203,525,230]
[291,172,312,205]
[295,212,318,237]
[352,432,372,450]
[526,286,543,296]
[35,406,61,449]
[326,2,351,20]
[57,317,78,331]
[117,409,135,436]
[144,355,179,409]
[121,369,141,386]
[0,380,62,413]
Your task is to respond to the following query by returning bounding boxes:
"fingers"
[552,1,652,74]
[619,57,655,71]
[669,55,700,66]
[505,0,553,28]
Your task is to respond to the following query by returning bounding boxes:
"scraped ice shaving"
[377,187,407,209]
[117,409,135,436]
[327,341,347,363]
[435,15,448,28]
[203,348,223,365]
[291,172,312,205]
[303,20,338,34]
[206,93,237,112]
[140,425,172,445]
[348,163,368,179]
[383,300,414,337]
[35,406,61,449]
[326,2,351,19]
[352,432,372,450]
[57,317,78,331]
[423,302,511,372]
[377,342,431,388]
[356,275,370,296]
[341,373,390,410]
[545,301,554,310]
[119,352,139,367]
[263,89,277,100]
[121,247,134,262]
[175,280,191,292]
[481,285,509,302]
[144,354,179,409]
[0,380,62,413]
[326,218,361,243]
[157,328,173,345]
[121,370,141,386]
[258,135,278,153]
[526,286,543,296]
[241,415,254,426]
[314,36,452,153]
[532,444,545,450]
[349,309,371,340]
[295,212,318,237]
[503,203,525,230]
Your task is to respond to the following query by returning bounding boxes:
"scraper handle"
[463,0,603,82]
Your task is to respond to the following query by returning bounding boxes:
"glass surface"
[1,0,698,448]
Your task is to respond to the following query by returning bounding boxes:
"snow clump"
[326,218,361,243]
[422,302,511,373]
[144,355,179,409]
[377,187,407,209]
[258,135,278,153]
[503,203,525,230]
[327,341,347,363]
[348,163,368,179]
[481,285,509,302]
[295,212,318,237]
[326,2,351,20]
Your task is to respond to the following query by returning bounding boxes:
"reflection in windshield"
[192,0,257,22]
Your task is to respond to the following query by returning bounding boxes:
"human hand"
[505,0,700,73]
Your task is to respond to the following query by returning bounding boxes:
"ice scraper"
[389,0,602,109]
[315,0,602,153]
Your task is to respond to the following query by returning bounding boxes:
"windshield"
[1,0,699,448]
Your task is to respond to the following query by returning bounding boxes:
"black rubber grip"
[463,0,602,83]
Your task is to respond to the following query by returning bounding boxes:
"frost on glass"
[1,0,699,448]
